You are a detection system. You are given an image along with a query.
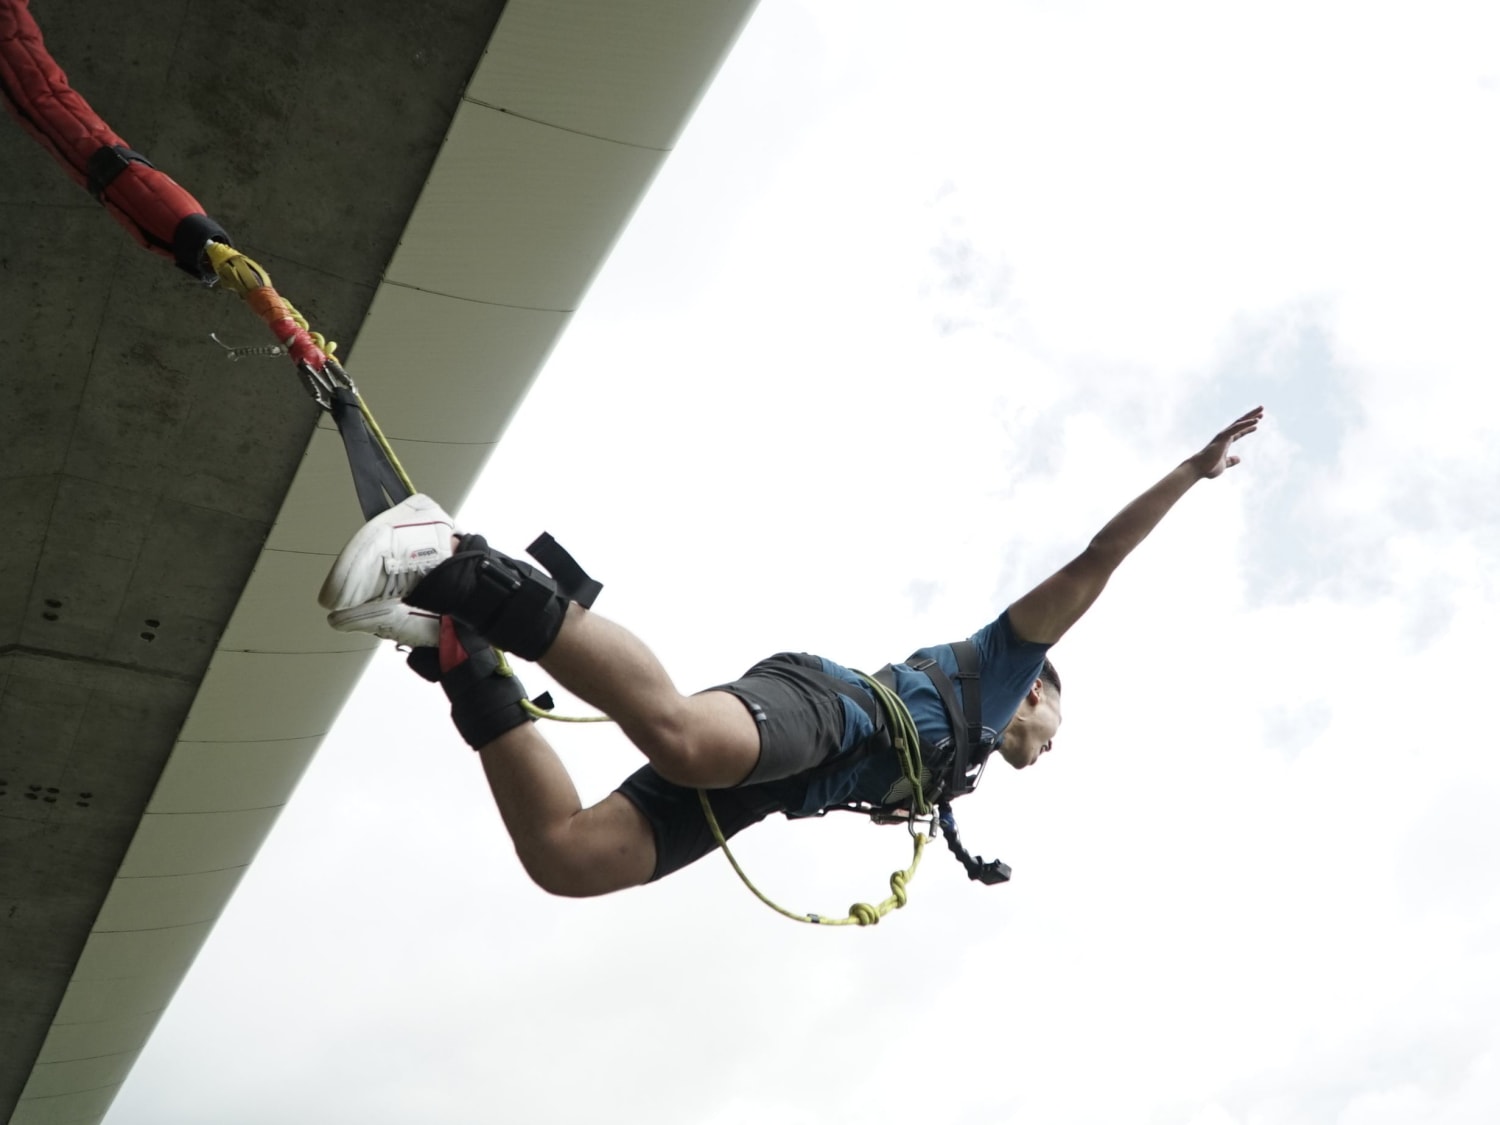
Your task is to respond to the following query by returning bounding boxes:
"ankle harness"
[408,532,603,662]
[407,619,552,749]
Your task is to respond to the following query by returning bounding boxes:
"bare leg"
[477,722,657,896]
[536,604,761,788]
[430,535,759,787]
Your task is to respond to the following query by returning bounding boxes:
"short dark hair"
[1038,658,1061,697]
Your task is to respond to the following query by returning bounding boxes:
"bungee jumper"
[3,0,1263,922]
[319,407,1263,912]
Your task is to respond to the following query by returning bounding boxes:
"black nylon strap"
[910,640,983,797]
[330,387,413,521]
[825,667,884,729]
[948,641,985,796]
[910,656,968,794]
[526,532,602,608]
[171,212,232,281]
[85,144,152,199]
[951,638,983,760]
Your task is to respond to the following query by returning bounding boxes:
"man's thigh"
[705,652,847,785]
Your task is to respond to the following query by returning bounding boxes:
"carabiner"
[907,806,937,840]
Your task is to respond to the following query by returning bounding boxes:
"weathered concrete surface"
[0,1,507,1117]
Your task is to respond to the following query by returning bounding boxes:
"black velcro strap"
[443,661,535,749]
[171,213,232,281]
[526,532,602,608]
[910,640,983,797]
[330,387,414,521]
[950,640,983,752]
[85,144,152,200]
[405,622,536,749]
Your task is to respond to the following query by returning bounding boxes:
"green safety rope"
[697,671,933,926]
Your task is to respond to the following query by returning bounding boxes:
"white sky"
[111,2,1500,1123]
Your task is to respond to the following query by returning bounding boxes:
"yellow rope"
[206,242,341,356]
[490,650,611,724]
[696,670,933,925]
[351,384,418,495]
[697,788,926,925]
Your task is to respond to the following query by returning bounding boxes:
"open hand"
[1188,406,1263,479]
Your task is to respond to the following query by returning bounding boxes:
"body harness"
[698,642,1013,926]
[867,641,1014,889]
[2,0,1011,926]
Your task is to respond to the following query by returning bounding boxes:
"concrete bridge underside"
[0,2,753,1121]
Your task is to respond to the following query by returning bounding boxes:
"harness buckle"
[295,362,337,409]
[297,356,356,412]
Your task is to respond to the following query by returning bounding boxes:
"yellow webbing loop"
[487,650,611,725]
[697,670,933,925]
[204,242,433,505]
[206,241,339,355]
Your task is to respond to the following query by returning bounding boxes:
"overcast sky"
[111,2,1500,1123]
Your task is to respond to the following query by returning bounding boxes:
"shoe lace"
[380,567,427,601]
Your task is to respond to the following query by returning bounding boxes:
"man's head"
[998,657,1061,769]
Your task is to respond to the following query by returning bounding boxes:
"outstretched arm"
[1006,406,1263,646]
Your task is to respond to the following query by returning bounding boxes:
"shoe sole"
[327,601,441,647]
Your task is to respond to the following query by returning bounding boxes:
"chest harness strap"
[870,641,1012,884]
[905,640,984,798]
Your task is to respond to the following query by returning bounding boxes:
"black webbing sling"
[329,386,414,521]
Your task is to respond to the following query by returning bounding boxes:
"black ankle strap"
[527,532,602,608]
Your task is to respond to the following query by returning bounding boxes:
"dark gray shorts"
[718,651,848,784]
[615,766,807,882]
[615,652,849,881]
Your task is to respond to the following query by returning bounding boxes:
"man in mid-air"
[318,408,1262,896]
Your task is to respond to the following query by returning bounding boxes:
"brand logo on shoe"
[409,547,440,560]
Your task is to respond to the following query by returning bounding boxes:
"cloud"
[1262,698,1334,761]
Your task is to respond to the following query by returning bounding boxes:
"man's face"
[998,683,1061,769]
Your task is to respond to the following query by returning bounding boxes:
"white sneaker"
[319,494,456,612]
[327,598,440,647]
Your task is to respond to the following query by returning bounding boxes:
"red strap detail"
[246,286,330,372]
[438,617,469,675]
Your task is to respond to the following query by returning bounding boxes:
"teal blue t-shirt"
[792,610,1050,815]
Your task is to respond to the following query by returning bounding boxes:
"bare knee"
[514,842,607,898]
[510,798,655,897]
[624,707,704,786]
